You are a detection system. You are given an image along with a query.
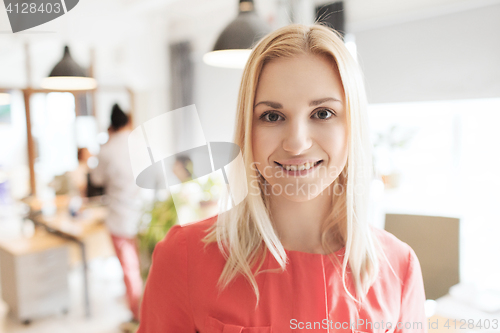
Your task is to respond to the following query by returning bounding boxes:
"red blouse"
[137,215,427,333]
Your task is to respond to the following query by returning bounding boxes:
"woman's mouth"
[274,160,323,176]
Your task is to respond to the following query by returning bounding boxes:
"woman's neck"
[269,183,340,254]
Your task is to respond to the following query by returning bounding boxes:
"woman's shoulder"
[370,225,411,251]
[369,225,421,280]
[156,214,218,246]
[153,215,221,265]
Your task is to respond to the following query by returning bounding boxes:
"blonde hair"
[203,23,381,308]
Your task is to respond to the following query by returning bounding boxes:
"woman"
[138,24,426,333]
[91,104,143,330]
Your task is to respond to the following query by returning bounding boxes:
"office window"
[369,98,500,290]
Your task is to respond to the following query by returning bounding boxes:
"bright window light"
[369,98,500,291]
[0,93,10,105]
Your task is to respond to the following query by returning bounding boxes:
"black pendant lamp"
[41,46,97,91]
[203,0,271,68]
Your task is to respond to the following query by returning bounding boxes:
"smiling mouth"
[274,160,323,171]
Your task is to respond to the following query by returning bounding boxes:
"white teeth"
[282,161,318,171]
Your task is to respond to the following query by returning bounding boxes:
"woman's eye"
[259,109,335,122]
[260,112,283,122]
[313,109,335,120]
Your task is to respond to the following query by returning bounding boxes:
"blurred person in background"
[52,147,103,202]
[76,148,92,197]
[67,148,92,198]
[90,103,143,332]
[172,155,193,183]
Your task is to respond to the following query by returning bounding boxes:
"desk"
[0,230,70,323]
[35,205,114,263]
[429,294,500,333]
[24,195,115,318]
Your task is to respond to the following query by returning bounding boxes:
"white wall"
[354,2,500,103]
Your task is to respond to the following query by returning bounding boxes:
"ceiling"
[115,0,500,28]
[1,0,498,43]
[343,0,500,30]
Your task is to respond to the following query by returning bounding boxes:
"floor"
[3,257,132,333]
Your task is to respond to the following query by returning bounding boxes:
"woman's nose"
[282,120,312,155]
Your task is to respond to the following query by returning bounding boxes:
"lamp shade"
[203,0,271,68]
[41,46,97,91]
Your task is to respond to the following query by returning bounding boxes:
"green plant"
[198,173,224,202]
[138,195,177,279]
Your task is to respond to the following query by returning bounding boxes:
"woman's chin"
[282,193,322,203]
[264,182,329,202]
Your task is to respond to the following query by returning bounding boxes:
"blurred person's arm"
[89,149,107,188]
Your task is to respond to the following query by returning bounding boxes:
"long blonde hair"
[203,23,381,308]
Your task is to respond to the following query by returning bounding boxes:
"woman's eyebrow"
[309,97,342,106]
[254,101,283,109]
[254,97,342,109]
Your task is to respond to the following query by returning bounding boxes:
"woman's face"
[252,53,348,201]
